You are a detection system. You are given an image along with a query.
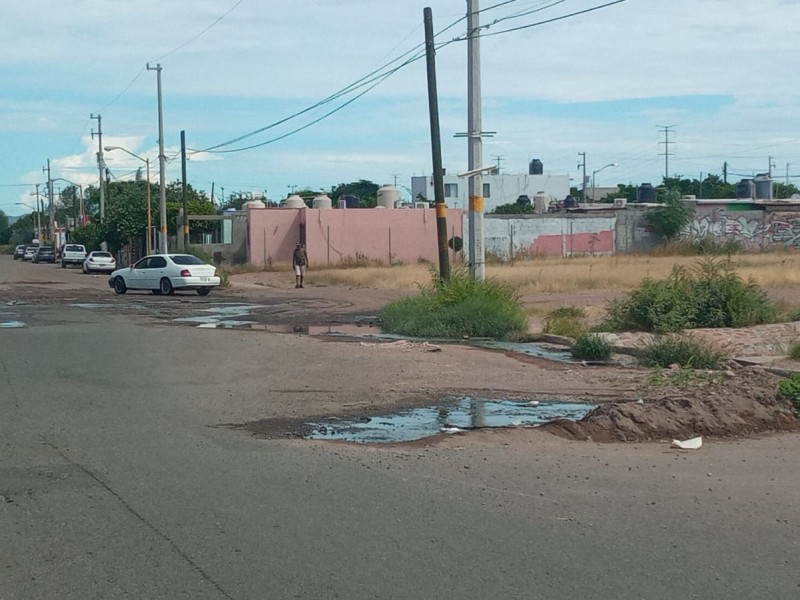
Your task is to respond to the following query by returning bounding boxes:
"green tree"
[330,180,379,208]
[646,189,694,241]
[0,210,9,244]
[492,202,534,215]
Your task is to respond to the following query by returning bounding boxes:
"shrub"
[570,333,614,361]
[646,189,694,241]
[777,373,800,411]
[597,258,778,333]
[543,306,586,338]
[380,266,527,338]
[637,337,726,370]
[789,342,800,361]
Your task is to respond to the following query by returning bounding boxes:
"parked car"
[23,244,40,261]
[33,246,55,264]
[13,245,25,260]
[61,244,87,268]
[83,251,116,273]
[109,254,221,296]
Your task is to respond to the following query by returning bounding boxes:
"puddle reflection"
[305,397,596,444]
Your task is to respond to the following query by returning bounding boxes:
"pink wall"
[530,230,614,255]
[247,207,464,265]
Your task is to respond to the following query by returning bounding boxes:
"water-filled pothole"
[0,321,26,328]
[304,397,596,444]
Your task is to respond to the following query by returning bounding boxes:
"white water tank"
[284,194,306,208]
[377,185,401,209]
[533,192,551,214]
[243,199,266,209]
[312,193,333,209]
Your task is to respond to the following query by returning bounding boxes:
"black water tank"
[635,183,657,203]
[516,195,531,205]
[736,179,755,200]
[529,159,543,175]
[563,195,578,209]
[341,194,360,208]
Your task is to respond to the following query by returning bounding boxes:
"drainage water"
[305,397,596,444]
[0,321,26,328]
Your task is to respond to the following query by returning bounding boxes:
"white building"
[411,172,570,212]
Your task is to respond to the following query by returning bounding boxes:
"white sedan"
[109,254,221,296]
[83,251,117,273]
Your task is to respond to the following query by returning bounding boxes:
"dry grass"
[301,251,800,294]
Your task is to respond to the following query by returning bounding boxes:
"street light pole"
[148,63,168,254]
[591,163,618,202]
[104,146,153,255]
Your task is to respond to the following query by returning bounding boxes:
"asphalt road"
[1,256,799,599]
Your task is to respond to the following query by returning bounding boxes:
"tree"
[330,180,379,208]
[0,210,9,244]
[646,189,694,241]
[492,202,534,215]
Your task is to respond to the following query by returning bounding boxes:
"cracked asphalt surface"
[2,256,800,599]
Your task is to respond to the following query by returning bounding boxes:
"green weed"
[777,373,800,411]
[789,342,800,361]
[637,337,726,370]
[570,333,614,361]
[543,306,586,338]
[380,266,527,338]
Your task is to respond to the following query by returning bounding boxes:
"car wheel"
[113,276,127,295]
[196,287,211,296]
[151,289,162,295]
[61,260,66,268]
[159,277,174,295]
[82,264,88,274]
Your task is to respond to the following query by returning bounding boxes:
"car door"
[128,257,151,289]
[149,256,168,289]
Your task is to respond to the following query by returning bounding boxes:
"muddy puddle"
[304,397,597,444]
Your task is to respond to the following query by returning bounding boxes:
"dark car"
[13,245,25,259]
[32,246,56,264]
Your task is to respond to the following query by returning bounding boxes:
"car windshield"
[38,248,53,253]
[92,252,112,258]
[170,255,206,265]
[65,245,84,252]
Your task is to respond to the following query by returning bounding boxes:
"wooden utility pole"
[424,7,450,281]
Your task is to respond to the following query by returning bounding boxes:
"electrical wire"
[194,0,629,155]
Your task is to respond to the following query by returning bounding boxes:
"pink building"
[247,207,465,266]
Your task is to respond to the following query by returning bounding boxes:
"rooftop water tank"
[533,192,551,214]
[312,193,332,209]
[284,194,306,208]
[635,183,657,203]
[516,194,531,205]
[563,195,578,209]
[736,179,754,199]
[529,159,543,175]
[243,199,266,209]
[377,185,401,209]
[340,194,360,209]
[753,174,773,200]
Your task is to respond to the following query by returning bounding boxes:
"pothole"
[303,397,597,444]
[0,321,26,328]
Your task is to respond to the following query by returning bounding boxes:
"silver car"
[83,251,117,273]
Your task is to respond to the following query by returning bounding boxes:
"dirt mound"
[544,370,800,442]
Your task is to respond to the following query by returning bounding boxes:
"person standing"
[293,242,308,288]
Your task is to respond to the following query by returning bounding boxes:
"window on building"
[483,183,491,198]
[444,183,458,198]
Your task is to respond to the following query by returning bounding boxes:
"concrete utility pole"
[578,152,586,202]
[768,155,775,178]
[423,6,450,282]
[43,160,54,242]
[148,63,168,254]
[180,130,189,249]
[657,125,675,181]
[466,0,485,281]
[91,114,105,221]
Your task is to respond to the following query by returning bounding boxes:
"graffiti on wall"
[683,213,800,249]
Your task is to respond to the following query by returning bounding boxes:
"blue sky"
[2,0,799,215]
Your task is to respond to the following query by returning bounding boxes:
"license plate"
[200,276,209,282]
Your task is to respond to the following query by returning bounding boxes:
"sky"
[2,0,800,215]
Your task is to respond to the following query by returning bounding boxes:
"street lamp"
[104,146,154,255]
[15,201,42,240]
[591,163,618,202]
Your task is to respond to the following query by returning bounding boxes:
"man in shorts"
[293,242,308,288]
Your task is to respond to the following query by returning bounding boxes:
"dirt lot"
[3,257,799,444]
